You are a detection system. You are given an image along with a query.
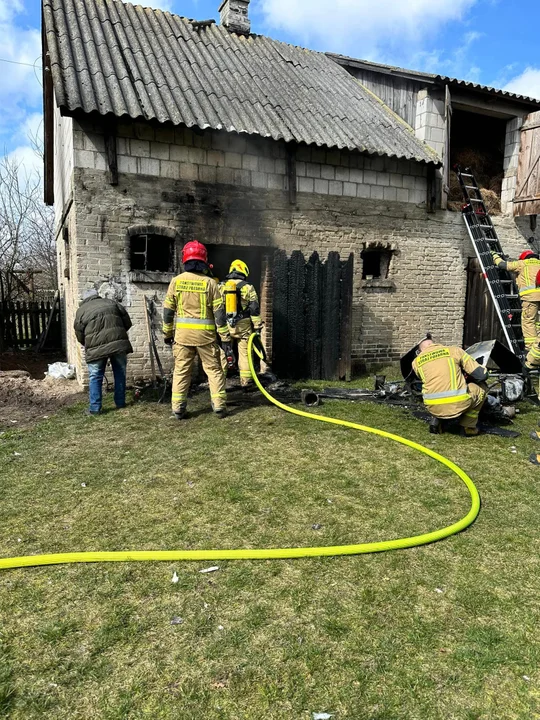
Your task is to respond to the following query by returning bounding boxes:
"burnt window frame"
[129,233,175,273]
[361,247,393,280]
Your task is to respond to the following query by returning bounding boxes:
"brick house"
[42,0,540,382]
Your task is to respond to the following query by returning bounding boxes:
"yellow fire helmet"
[229,259,249,277]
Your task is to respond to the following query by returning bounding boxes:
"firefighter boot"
[429,417,443,434]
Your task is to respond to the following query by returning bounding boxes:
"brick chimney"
[219,0,250,35]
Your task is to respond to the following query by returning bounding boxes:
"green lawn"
[1,388,539,719]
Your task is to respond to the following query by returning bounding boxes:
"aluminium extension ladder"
[454,165,526,362]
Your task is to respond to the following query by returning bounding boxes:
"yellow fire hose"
[0,335,480,572]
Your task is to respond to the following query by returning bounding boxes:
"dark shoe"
[429,417,443,434]
[530,430,540,441]
[461,426,480,437]
[85,409,101,416]
[115,405,126,410]
[173,409,186,420]
[530,453,540,465]
[215,408,228,419]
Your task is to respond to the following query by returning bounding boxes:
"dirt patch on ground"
[0,351,65,379]
[0,371,85,429]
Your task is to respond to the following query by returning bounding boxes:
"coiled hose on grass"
[0,334,480,571]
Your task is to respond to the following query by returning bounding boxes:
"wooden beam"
[426,164,437,213]
[286,142,297,205]
[104,119,119,185]
[42,11,54,206]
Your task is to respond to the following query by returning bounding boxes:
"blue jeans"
[87,353,128,413]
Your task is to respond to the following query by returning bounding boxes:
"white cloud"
[504,67,540,101]
[257,0,476,56]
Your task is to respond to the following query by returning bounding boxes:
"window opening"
[361,248,391,279]
[130,234,174,272]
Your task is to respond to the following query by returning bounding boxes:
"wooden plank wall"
[463,258,508,349]
[514,110,540,217]
[347,69,420,128]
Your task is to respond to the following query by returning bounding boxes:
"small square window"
[361,248,392,279]
[130,234,175,272]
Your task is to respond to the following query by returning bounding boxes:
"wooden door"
[514,110,540,217]
[463,258,508,349]
[272,250,354,380]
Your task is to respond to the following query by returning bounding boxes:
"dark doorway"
[205,244,265,289]
[449,109,507,211]
[463,257,507,348]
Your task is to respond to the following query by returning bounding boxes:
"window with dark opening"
[361,248,392,279]
[130,234,174,272]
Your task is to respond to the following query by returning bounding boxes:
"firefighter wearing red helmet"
[492,248,540,348]
[163,240,232,419]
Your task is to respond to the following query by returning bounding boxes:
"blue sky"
[2,0,540,177]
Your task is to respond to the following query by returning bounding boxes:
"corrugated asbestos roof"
[42,0,440,165]
[327,54,540,106]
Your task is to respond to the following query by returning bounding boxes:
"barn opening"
[448,109,507,213]
[361,247,392,279]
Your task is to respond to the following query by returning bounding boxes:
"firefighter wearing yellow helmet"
[219,259,263,388]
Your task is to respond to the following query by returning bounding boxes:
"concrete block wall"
[72,119,428,206]
[58,117,538,383]
[415,90,445,159]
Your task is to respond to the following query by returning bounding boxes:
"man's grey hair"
[82,288,99,301]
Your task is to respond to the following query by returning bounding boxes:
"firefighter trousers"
[521,300,540,349]
[172,342,227,413]
[231,323,253,386]
[458,383,487,429]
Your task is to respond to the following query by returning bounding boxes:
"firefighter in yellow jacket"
[412,337,489,436]
[219,259,263,388]
[163,241,232,419]
[492,249,540,348]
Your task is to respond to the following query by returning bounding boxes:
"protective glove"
[223,342,236,370]
[164,337,174,346]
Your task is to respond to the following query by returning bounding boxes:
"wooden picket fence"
[0,296,62,350]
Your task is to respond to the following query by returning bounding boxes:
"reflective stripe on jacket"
[163,271,230,346]
[412,344,485,418]
[495,257,540,301]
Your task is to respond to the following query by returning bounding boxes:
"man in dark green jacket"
[74,289,133,415]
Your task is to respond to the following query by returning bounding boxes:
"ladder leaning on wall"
[454,165,526,362]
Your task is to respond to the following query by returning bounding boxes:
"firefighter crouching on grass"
[163,241,233,420]
[219,259,263,389]
[492,249,540,349]
[412,337,489,436]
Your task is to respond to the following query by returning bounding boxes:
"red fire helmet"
[519,250,535,261]
[182,240,208,264]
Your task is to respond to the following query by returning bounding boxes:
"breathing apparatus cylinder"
[224,279,239,327]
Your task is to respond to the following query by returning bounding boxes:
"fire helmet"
[229,259,249,277]
[519,250,535,261]
[182,240,208,264]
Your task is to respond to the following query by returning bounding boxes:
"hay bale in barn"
[447,148,502,215]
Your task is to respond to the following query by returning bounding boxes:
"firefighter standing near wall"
[163,241,232,419]
[412,337,489,436]
[492,249,540,349]
[219,259,263,389]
